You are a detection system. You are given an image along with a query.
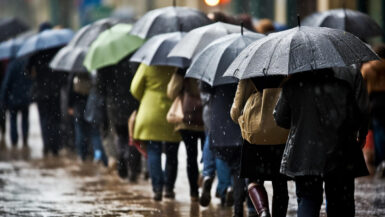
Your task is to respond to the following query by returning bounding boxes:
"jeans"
[180,130,205,195]
[296,176,355,217]
[373,119,385,166]
[37,99,61,155]
[146,141,180,193]
[115,124,141,178]
[9,106,29,145]
[74,117,108,166]
[202,135,232,196]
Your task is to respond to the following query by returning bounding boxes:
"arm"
[353,69,370,146]
[167,71,184,100]
[273,87,291,129]
[230,79,254,123]
[130,63,147,101]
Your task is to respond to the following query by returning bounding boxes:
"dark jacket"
[274,69,369,178]
[207,83,243,161]
[96,57,139,126]
[0,57,32,108]
[28,47,65,102]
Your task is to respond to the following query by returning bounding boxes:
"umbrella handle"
[297,14,301,27]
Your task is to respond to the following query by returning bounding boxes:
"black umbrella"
[49,18,121,73]
[224,26,379,79]
[186,32,264,86]
[302,8,383,39]
[130,6,212,39]
[0,18,29,42]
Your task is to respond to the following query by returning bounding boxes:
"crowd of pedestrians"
[0,7,384,217]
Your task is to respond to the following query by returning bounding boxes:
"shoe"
[225,186,234,207]
[153,191,162,201]
[199,176,213,207]
[248,183,271,217]
[164,189,175,199]
[247,211,259,217]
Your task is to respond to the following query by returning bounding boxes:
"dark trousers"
[115,124,141,179]
[249,178,289,217]
[296,176,355,217]
[146,141,180,192]
[37,99,61,155]
[9,106,29,145]
[180,130,205,196]
[0,107,5,136]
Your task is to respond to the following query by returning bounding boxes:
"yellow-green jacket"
[130,63,182,142]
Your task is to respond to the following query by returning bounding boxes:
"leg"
[128,144,142,181]
[74,118,87,160]
[0,107,6,138]
[146,141,164,196]
[200,134,216,206]
[248,179,270,217]
[90,124,108,166]
[216,158,232,199]
[271,178,289,217]
[9,108,18,146]
[164,142,180,195]
[37,101,49,154]
[21,106,29,146]
[180,130,200,197]
[373,119,385,166]
[114,125,130,178]
[230,161,246,217]
[295,176,323,217]
[324,176,355,217]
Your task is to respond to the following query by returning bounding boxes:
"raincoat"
[274,69,369,178]
[130,64,181,142]
[167,71,204,132]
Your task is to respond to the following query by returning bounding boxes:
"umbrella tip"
[241,22,244,35]
[297,14,301,27]
[173,0,176,7]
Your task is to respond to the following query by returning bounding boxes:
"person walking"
[130,63,182,201]
[0,56,32,147]
[96,56,141,180]
[231,77,289,217]
[167,69,205,201]
[274,68,369,217]
[361,44,385,176]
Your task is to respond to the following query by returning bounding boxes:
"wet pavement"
[0,104,384,217]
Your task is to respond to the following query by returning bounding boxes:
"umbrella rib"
[324,30,360,63]
[302,31,317,70]
[263,36,285,75]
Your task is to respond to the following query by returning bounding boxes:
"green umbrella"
[83,23,144,71]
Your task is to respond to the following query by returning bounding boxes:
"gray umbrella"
[130,32,188,67]
[130,6,211,39]
[302,8,383,39]
[49,18,121,73]
[186,32,264,86]
[168,22,247,66]
[0,17,30,42]
[224,26,379,79]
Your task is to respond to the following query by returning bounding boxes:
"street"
[0,104,384,217]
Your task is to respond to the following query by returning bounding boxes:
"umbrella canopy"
[49,18,120,73]
[0,18,30,42]
[130,6,211,39]
[83,24,144,71]
[302,8,383,39]
[224,26,378,79]
[168,22,247,65]
[186,32,264,86]
[130,32,188,67]
[0,31,34,61]
[17,28,74,57]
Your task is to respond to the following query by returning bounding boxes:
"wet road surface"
[0,105,384,217]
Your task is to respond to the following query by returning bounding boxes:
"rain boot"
[199,176,214,206]
[248,183,271,217]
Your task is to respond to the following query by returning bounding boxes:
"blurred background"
[0,0,383,42]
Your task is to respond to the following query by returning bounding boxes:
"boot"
[248,183,271,217]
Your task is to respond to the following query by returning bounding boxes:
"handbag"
[128,110,147,158]
[182,91,203,126]
[166,95,184,124]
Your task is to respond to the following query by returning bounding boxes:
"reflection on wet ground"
[0,105,384,217]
